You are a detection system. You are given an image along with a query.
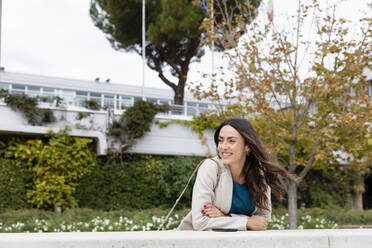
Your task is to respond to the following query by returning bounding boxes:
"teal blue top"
[229,181,255,216]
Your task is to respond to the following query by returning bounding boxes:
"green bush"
[5,129,97,209]
[75,154,202,210]
[0,159,32,210]
[271,168,351,209]
[298,169,351,208]
[155,155,203,205]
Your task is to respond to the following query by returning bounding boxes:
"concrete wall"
[0,104,215,156]
[128,121,216,156]
[0,229,371,248]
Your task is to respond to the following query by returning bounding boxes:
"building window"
[147,98,158,104]
[75,91,88,107]
[134,96,143,102]
[120,96,133,109]
[0,83,9,90]
[11,84,26,95]
[187,102,197,116]
[42,87,55,96]
[27,86,41,98]
[104,94,115,109]
[90,92,102,108]
[159,99,170,105]
[60,90,75,105]
[199,103,208,114]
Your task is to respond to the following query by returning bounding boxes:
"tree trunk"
[351,192,363,210]
[173,76,186,106]
[288,180,297,229]
[351,172,364,210]
[173,86,185,105]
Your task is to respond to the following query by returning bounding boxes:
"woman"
[178,118,295,231]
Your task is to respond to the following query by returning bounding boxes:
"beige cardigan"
[178,157,271,231]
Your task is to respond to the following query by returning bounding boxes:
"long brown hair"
[214,118,296,210]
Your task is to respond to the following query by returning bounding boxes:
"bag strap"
[211,158,222,191]
[157,158,222,230]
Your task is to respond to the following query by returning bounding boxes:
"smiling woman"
[178,118,296,231]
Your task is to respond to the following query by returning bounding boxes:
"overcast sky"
[1,0,370,89]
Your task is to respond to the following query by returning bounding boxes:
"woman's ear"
[245,146,251,154]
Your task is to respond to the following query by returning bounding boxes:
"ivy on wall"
[0,89,58,125]
[108,100,170,155]
[82,100,101,111]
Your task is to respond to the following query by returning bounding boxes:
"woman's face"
[217,125,249,168]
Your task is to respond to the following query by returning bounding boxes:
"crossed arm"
[191,160,270,231]
[202,204,269,231]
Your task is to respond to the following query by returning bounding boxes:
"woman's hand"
[201,204,227,218]
[246,215,269,230]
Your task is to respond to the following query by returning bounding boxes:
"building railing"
[0,83,213,118]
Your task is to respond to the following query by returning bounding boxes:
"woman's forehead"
[219,125,241,137]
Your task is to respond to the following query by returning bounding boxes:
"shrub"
[75,155,202,210]
[5,128,97,209]
[154,155,202,207]
[0,159,32,210]
[298,169,351,208]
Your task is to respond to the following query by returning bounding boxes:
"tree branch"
[159,47,183,77]
[297,139,320,183]
[146,46,177,91]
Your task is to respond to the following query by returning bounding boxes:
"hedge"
[0,159,32,210]
[0,152,363,211]
[74,154,202,210]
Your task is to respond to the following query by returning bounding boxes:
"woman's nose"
[220,141,228,149]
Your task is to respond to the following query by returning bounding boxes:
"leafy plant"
[76,112,92,120]
[39,95,63,107]
[5,128,97,209]
[108,100,170,153]
[82,100,101,110]
[0,89,56,125]
[75,155,201,210]
[0,159,32,210]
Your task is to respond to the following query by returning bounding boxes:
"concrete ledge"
[0,229,371,248]
[0,124,107,155]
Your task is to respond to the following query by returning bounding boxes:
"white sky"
[1,0,370,89]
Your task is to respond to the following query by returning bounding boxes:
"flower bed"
[0,213,338,233]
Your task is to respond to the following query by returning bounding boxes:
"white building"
[0,70,216,156]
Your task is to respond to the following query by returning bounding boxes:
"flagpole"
[0,0,2,68]
[141,0,146,100]
[211,0,214,76]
